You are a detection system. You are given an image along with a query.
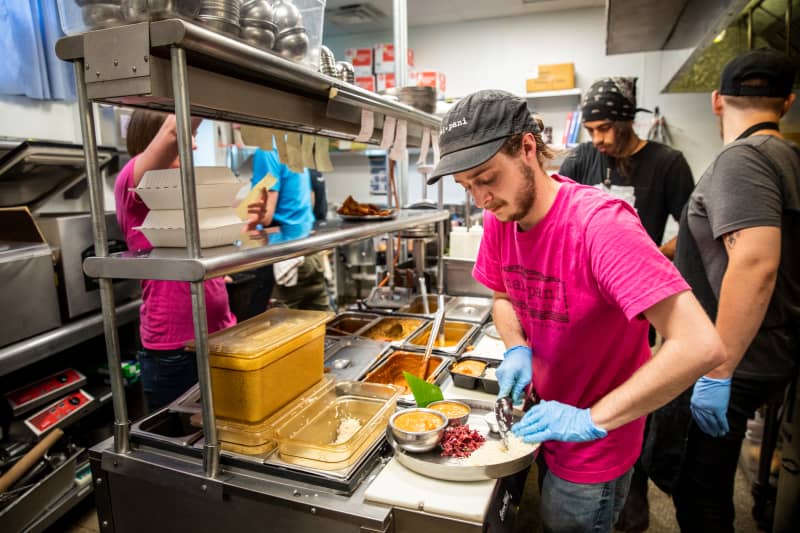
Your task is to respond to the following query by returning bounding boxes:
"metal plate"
[387,398,539,482]
[338,212,398,222]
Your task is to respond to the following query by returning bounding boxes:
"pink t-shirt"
[114,157,236,350]
[473,175,689,484]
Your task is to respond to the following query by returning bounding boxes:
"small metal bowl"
[241,24,276,50]
[388,408,447,453]
[426,400,471,427]
[274,26,308,62]
[484,412,500,434]
[272,0,302,30]
[240,0,274,22]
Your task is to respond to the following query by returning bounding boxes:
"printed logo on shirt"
[502,265,569,324]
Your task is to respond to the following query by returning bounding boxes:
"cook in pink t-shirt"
[114,157,236,350]
[473,175,689,484]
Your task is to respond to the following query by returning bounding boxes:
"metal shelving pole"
[437,180,445,295]
[73,59,130,455]
[170,45,220,478]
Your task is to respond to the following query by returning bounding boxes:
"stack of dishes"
[240,0,277,51]
[336,61,355,83]
[273,0,308,62]
[198,0,242,36]
[319,45,337,77]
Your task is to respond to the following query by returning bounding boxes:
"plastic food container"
[275,381,400,468]
[450,357,501,394]
[186,308,333,423]
[188,376,335,455]
[57,0,203,36]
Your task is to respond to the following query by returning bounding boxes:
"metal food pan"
[449,357,501,395]
[359,316,428,345]
[443,296,493,324]
[326,312,381,337]
[403,320,478,355]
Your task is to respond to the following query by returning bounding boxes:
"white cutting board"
[364,457,496,523]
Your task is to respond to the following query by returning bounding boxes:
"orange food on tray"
[451,360,487,377]
[394,411,444,432]
[337,195,393,217]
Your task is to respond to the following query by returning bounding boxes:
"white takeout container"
[135,208,244,248]
[133,167,245,210]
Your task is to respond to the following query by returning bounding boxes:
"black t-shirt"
[559,141,694,245]
[683,136,800,380]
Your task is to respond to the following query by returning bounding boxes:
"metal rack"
[56,19,443,481]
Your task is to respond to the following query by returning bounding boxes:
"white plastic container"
[449,226,468,259]
[133,166,244,210]
[466,223,483,260]
[135,207,243,248]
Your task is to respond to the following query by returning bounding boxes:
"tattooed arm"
[706,226,781,378]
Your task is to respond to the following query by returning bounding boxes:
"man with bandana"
[560,77,694,261]
[427,89,725,532]
[561,78,696,531]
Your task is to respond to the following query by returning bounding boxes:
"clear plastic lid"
[187,307,333,358]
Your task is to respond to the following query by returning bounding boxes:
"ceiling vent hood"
[327,3,386,26]
[606,0,799,93]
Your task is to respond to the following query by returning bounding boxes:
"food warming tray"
[443,296,493,324]
[396,295,452,317]
[359,316,428,345]
[326,312,381,337]
[324,336,389,381]
[449,357,501,395]
[386,398,539,482]
[403,320,477,355]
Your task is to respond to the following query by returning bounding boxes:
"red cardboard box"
[354,75,376,92]
[410,70,446,99]
[373,44,414,74]
[344,48,373,77]
[376,73,396,93]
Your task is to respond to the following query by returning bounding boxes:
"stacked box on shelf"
[133,167,245,248]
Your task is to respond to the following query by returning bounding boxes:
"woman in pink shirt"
[115,110,237,411]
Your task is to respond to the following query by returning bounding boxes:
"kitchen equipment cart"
[56,17,522,533]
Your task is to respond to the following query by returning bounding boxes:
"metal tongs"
[494,396,514,451]
[421,294,446,379]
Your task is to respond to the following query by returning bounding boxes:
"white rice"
[462,435,536,466]
[482,367,497,381]
[332,417,362,444]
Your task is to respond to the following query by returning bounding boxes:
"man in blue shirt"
[248,148,330,312]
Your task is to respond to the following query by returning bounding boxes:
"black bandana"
[581,77,640,122]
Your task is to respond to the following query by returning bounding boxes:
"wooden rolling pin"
[0,428,64,493]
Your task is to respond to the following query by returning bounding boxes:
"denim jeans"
[138,348,198,412]
[540,465,633,533]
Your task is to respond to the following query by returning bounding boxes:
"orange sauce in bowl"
[394,411,444,432]
[429,402,470,419]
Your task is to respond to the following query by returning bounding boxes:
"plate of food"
[337,195,397,221]
[386,398,539,481]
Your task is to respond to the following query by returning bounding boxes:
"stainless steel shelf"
[85,209,449,282]
[25,476,93,533]
[0,299,141,377]
[55,19,440,145]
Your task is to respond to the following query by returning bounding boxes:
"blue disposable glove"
[512,400,608,443]
[690,376,731,437]
[496,345,533,404]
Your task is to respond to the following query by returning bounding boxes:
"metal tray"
[443,296,493,324]
[324,336,390,381]
[338,211,397,221]
[403,320,478,355]
[386,398,539,482]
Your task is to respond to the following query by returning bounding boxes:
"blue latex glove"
[690,376,731,437]
[512,400,608,443]
[496,345,533,404]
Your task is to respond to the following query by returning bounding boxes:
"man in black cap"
[560,77,694,260]
[561,77,695,532]
[428,89,725,532]
[644,48,799,532]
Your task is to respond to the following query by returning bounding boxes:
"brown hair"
[126,109,168,156]
[610,121,637,182]
[499,114,555,168]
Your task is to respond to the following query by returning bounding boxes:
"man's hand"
[512,400,607,443]
[496,345,532,404]
[246,187,269,232]
[690,376,731,437]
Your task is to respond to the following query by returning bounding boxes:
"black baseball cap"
[428,90,539,184]
[719,48,797,97]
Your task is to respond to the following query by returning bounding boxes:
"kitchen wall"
[0,95,82,143]
[324,6,800,220]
